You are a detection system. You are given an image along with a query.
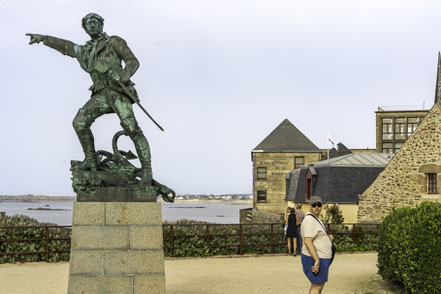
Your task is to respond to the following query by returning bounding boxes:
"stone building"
[358,103,441,222]
[376,106,428,153]
[286,153,392,223]
[251,119,322,214]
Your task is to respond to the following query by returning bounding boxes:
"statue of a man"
[27,13,152,185]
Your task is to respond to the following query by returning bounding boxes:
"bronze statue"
[27,13,175,202]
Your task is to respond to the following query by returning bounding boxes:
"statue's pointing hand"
[26,33,45,45]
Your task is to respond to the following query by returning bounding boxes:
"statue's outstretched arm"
[108,36,140,82]
[26,34,77,58]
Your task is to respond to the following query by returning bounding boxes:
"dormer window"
[305,166,316,201]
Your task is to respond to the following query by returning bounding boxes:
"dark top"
[286,213,298,238]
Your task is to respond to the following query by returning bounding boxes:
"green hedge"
[163,219,378,257]
[0,216,379,263]
[378,202,441,293]
[0,215,71,263]
[329,224,378,252]
[162,219,287,257]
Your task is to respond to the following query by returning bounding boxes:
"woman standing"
[286,207,298,256]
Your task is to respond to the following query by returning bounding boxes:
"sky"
[1,0,441,196]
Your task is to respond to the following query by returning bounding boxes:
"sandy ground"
[0,252,394,294]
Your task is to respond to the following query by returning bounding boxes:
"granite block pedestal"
[67,202,165,294]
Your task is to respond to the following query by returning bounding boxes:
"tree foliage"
[323,204,345,224]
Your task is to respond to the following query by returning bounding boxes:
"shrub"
[0,214,71,263]
[323,204,345,224]
[377,202,441,293]
[329,223,378,252]
[162,219,286,257]
[0,216,381,263]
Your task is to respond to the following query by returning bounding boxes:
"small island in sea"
[27,204,71,211]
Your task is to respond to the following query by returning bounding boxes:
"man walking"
[295,203,305,254]
[26,13,152,185]
[301,196,333,294]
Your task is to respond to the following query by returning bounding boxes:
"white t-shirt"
[301,212,333,259]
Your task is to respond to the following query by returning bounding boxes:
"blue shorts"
[301,254,331,284]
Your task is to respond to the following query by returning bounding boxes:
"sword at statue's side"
[117,81,164,132]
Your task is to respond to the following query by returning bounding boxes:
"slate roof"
[285,153,393,204]
[314,153,393,167]
[253,119,321,152]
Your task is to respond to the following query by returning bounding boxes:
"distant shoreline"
[0,195,252,205]
[0,195,75,202]
[171,199,252,205]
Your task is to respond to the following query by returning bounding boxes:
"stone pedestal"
[67,202,165,294]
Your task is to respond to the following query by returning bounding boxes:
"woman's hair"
[290,208,295,214]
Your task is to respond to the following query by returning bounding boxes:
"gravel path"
[0,252,391,294]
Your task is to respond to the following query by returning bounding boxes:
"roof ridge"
[253,119,320,152]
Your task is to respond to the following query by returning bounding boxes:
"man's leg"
[72,95,110,170]
[111,91,152,185]
[309,283,324,294]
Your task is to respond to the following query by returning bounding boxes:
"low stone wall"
[240,208,284,224]
[239,208,253,224]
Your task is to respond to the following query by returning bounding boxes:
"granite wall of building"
[252,152,320,214]
[359,104,441,222]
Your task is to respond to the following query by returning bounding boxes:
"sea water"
[0,201,252,225]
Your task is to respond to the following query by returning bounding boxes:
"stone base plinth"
[67,202,165,294]
[77,186,157,202]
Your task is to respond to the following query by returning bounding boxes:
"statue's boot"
[76,129,98,171]
[132,132,152,186]
[78,152,98,171]
[139,167,152,186]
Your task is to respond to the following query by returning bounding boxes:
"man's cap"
[309,196,322,205]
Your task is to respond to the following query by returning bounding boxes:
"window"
[294,157,304,169]
[306,179,312,200]
[394,143,403,152]
[257,167,267,179]
[382,143,393,154]
[394,118,406,140]
[407,117,419,137]
[382,118,393,140]
[428,173,437,194]
[305,170,313,200]
[257,190,267,202]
